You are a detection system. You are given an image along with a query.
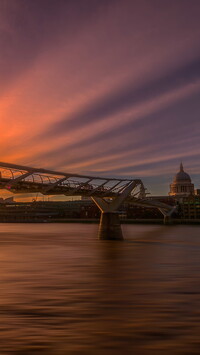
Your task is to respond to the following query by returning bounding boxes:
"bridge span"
[0,162,176,239]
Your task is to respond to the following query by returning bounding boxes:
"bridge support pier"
[163,215,173,225]
[159,207,176,225]
[92,181,137,240]
[98,212,123,240]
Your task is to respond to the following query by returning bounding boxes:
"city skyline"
[1,0,200,197]
[0,148,197,203]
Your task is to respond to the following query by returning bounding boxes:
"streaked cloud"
[1,0,200,196]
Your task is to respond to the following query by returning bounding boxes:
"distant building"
[0,200,100,222]
[169,163,194,197]
[179,195,200,219]
[0,196,14,203]
[167,163,200,219]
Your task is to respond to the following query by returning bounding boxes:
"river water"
[0,223,200,354]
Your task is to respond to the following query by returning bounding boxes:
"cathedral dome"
[174,163,191,182]
[169,163,194,197]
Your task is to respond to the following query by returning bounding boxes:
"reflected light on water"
[0,223,200,354]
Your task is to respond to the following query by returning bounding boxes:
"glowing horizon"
[1,0,200,198]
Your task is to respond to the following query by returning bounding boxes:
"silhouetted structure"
[0,161,175,238]
[169,163,194,196]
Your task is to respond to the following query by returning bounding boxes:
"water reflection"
[0,223,200,353]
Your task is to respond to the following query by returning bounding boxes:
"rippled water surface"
[1,223,200,354]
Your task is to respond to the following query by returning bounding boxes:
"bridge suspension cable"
[0,161,146,199]
[0,161,176,239]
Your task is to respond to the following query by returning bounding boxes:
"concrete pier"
[98,212,123,240]
[163,215,173,225]
[92,181,138,240]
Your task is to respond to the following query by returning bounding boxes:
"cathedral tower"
[169,163,194,197]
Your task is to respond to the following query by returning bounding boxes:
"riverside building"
[169,163,194,197]
[168,163,200,220]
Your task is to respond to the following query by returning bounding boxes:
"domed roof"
[174,163,191,182]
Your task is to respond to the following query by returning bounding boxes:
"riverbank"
[1,218,200,224]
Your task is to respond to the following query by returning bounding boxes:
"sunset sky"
[1,0,200,197]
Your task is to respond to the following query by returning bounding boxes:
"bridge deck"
[0,161,174,213]
[0,161,143,198]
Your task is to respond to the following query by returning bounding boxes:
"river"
[0,223,200,354]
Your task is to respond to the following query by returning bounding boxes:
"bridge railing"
[0,162,145,198]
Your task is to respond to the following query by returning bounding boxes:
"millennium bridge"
[0,161,176,240]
